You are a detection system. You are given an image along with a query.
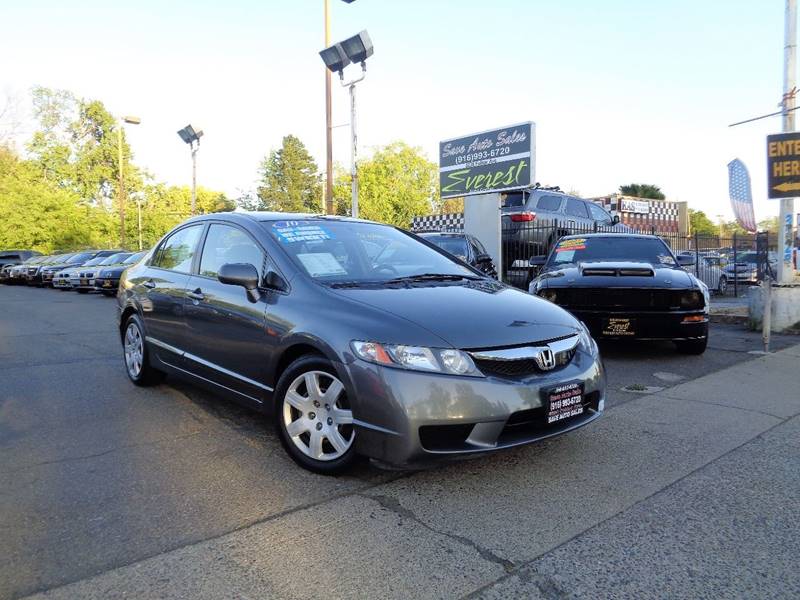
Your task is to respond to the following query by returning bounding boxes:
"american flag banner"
[727,158,757,233]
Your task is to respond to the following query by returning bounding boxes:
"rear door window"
[534,195,563,212]
[564,198,589,218]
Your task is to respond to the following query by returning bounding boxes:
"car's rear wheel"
[675,337,708,355]
[717,275,727,296]
[123,314,163,386]
[275,356,357,475]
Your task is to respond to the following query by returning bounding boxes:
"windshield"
[83,256,107,266]
[422,236,469,260]
[66,253,93,264]
[547,236,677,268]
[736,253,758,264]
[100,253,130,265]
[123,252,145,264]
[266,220,475,283]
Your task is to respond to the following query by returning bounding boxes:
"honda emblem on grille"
[536,347,556,370]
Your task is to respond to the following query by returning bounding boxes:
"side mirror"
[218,263,261,302]
[529,255,546,267]
[611,214,620,225]
[475,253,492,263]
[676,254,695,267]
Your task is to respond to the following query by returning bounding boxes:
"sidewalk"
[23,344,800,600]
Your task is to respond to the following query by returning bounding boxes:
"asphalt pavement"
[1,284,798,599]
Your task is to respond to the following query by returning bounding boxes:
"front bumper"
[94,277,120,291]
[346,348,605,466]
[569,309,708,341]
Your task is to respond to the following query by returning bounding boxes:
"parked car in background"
[678,255,728,295]
[24,254,61,286]
[530,234,709,354]
[50,250,123,290]
[118,212,605,474]
[40,253,78,287]
[417,232,498,278]
[722,252,777,284]
[0,250,40,270]
[500,186,626,256]
[73,252,132,293]
[94,251,146,295]
[2,255,46,284]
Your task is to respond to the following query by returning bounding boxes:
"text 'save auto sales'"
[439,122,535,199]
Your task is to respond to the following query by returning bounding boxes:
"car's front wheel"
[717,275,727,296]
[122,314,163,386]
[275,356,357,475]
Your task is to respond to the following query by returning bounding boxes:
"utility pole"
[117,123,125,248]
[342,67,366,218]
[324,0,334,215]
[778,0,797,282]
[191,142,198,216]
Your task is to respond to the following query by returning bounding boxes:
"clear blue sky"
[0,0,789,221]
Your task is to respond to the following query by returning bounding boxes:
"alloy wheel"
[124,322,144,378]
[282,370,354,461]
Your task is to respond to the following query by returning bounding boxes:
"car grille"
[468,334,578,379]
[549,288,688,311]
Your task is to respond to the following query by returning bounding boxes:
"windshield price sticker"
[296,253,347,277]
[556,239,586,252]
[273,221,333,244]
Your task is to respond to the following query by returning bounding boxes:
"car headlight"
[679,290,705,310]
[538,288,558,302]
[351,341,480,376]
[577,321,597,354]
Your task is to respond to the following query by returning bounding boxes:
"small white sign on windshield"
[297,253,347,277]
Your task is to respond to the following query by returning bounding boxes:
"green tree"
[619,183,666,200]
[255,135,321,212]
[688,209,717,235]
[757,216,779,233]
[333,141,439,226]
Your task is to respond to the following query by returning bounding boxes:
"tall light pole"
[320,30,373,218]
[177,124,204,216]
[324,0,357,215]
[117,115,141,249]
[778,0,797,282]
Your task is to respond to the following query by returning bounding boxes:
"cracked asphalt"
[1,284,798,599]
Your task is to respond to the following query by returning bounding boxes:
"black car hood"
[541,262,696,289]
[329,281,581,349]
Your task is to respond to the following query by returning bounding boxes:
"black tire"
[122,314,164,386]
[102,291,115,297]
[274,355,358,475]
[717,275,727,296]
[77,288,89,294]
[675,337,708,355]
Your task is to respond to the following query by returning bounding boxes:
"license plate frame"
[602,317,636,337]
[542,382,585,425]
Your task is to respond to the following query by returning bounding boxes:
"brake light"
[510,212,536,222]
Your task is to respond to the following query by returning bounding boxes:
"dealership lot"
[1,285,799,599]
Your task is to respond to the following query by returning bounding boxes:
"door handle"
[143,279,156,289]
[187,289,205,301]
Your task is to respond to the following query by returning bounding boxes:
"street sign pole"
[778,0,797,283]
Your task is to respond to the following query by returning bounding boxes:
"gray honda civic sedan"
[118,212,605,474]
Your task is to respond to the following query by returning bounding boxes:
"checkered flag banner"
[727,158,757,233]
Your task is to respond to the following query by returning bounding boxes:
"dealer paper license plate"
[545,382,584,424]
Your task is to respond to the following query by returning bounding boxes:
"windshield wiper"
[384,273,481,284]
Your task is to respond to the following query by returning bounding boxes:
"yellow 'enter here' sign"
[767,132,800,197]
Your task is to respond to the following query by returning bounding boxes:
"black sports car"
[529,234,709,354]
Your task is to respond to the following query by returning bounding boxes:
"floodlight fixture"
[340,30,373,64]
[319,43,351,74]
[122,115,141,125]
[177,124,203,145]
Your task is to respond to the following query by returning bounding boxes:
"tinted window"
[501,192,525,208]
[153,225,203,273]
[200,224,264,279]
[535,195,562,212]
[267,220,473,282]
[563,198,589,218]
[588,203,612,223]
[123,252,146,264]
[423,235,469,259]
[547,237,676,268]
[66,253,94,264]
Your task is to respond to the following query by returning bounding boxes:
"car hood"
[539,262,696,289]
[328,280,581,349]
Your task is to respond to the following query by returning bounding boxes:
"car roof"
[178,211,384,227]
[559,233,660,240]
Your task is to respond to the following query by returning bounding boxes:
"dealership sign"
[766,131,800,198]
[439,122,534,199]
[619,198,650,214]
